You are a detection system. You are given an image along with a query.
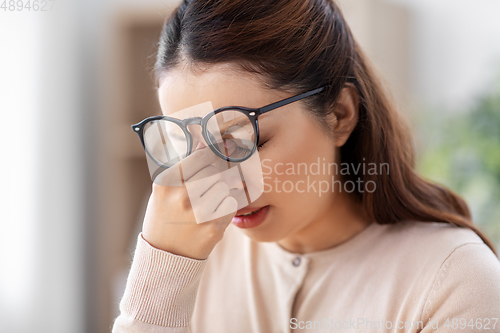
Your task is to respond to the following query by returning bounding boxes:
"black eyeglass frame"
[132,84,332,166]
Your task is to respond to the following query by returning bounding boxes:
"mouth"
[232,205,270,229]
[235,206,265,216]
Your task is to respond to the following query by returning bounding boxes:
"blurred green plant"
[416,78,500,250]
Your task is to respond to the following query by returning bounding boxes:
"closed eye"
[257,140,267,151]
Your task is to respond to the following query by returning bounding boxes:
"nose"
[187,124,208,151]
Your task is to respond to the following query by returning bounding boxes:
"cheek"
[261,121,337,205]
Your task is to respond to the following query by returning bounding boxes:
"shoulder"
[374,221,488,266]
[421,241,500,322]
[367,221,498,289]
[362,221,500,323]
[378,221,500,320]
[381,220,484,247]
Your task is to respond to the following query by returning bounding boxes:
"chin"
[238,224,289,243]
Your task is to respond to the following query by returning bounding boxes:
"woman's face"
[158,62,365,253]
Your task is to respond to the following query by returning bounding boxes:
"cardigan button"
[292,256,302,267]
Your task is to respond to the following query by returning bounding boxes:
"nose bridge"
[184,117,207,150]
[185,117,203,136]
[183,117,203,126]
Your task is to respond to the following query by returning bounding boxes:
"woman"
[113,0,500,332]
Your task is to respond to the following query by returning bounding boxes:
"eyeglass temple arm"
[258,85,330,114]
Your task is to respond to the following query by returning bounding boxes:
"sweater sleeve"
[420,242,500,332]
[112,233,208,333]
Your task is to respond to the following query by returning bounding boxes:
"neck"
[276,191,371,254]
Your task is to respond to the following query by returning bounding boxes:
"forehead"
[157,63,285,117]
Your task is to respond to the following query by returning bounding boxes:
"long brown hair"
[154,0,496,254]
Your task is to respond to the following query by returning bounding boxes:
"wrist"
[141,229,219,260]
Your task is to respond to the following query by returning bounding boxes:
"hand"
[141,147,238,260]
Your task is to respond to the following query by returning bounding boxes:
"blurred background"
[1,0,499,332]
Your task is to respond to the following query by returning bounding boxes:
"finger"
[152,147,221,186]
[184,169,222,198]
[178,146,220,181]
[152,162,184,187]
[187,164,221,183]
[212,196,238,222]
[196,181,231,212]
[191,181,231,223]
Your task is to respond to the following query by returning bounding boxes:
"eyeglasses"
[132,85,331,168]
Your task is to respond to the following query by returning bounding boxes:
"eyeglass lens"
[143,109,256,167]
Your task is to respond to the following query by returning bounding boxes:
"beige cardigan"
[112,221,500,332]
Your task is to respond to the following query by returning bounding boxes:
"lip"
[232,205,269,229]
[235,206,264,216]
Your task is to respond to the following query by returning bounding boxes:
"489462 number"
[1,0,55,11]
